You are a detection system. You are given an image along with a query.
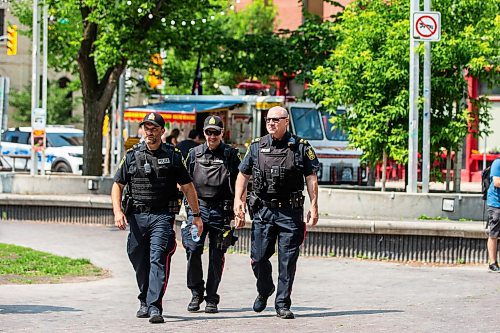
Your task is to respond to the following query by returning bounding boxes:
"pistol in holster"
[290,191,305,208]
[216,226,238,251]
[121,194,133,215]
[246,192,262,218]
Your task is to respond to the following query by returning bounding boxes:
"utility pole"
[422,0,432,193]
[30,0,39,176]
[408,0,420,193]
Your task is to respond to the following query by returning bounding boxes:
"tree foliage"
[12,0,230,175]
[309,0,499,169]
[9,82,80,125]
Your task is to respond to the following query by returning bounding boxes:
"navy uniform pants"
[127,210,176,314]
[251,206,305,310]
[181,204,227,304]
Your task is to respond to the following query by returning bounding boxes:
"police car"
[0,126,83,174]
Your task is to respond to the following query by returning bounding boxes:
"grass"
[418,215,450,221]
[0,243,107,284]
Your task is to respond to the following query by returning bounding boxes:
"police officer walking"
[182,115,241,314]
[233,106,319,319]
[111,112,203,324]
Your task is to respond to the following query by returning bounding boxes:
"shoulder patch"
[306,147,316,160]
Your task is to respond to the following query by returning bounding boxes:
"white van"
[0,126,83,174]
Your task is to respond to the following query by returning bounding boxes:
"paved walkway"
[0,221,498,333]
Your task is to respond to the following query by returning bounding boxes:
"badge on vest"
[158,158,170,164]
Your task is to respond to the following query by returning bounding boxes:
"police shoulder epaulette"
[299,138,309,145]
[174,147,181,153]
[251,137,261,144]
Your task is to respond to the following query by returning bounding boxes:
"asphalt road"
[0,220,498,333]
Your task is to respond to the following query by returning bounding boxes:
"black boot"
[187,295,204,312]
[136,301,149,318]
[276,308,295,319]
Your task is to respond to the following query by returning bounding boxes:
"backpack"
[481,166,491,201]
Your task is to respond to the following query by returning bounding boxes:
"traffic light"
[6,25,18,56]
[148,53,163,89]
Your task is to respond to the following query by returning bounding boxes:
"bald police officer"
[112,112,203,324]
[234,106,320,319]
[182,115,241,314]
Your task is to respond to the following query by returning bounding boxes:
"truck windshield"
[47,133,84,147]
[322,111,347,141]
[290,107,323,140]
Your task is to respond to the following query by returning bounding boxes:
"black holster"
[290,191,305,208]
[121,194,133,215]
[216,226,238,251]
[247,192,262,218]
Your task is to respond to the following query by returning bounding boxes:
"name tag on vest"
[261,148,271,153]
[158,158,170,164]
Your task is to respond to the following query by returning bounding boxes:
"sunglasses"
[265,116,288,124]
[205,130,222,136]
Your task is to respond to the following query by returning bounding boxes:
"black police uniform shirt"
[239,132,320,195]
[114,141,192,188]
[185,142,241,200]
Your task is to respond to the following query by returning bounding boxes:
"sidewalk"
[0,220,498,332]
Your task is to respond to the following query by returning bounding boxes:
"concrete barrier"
[0,173,114,195]
[0,173,485,220]
[306,188,484,221]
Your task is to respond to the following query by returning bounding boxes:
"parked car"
[0,126,83,174]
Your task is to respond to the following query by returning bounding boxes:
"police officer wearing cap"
[111,112,203,324]
[233,106,319,320]
[182,115,241,314]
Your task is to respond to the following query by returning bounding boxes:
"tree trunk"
[83,99,105,176]
[367,162,376,187]
[381,150,387,192]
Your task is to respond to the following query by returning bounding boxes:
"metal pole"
[30,0,39,176]
[40,2,48,176]
[117,72,126,166]
[110,90,117,173]
[422,0,431,193]
[408,0,420,193]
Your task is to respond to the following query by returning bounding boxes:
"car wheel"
[52,162,72,173]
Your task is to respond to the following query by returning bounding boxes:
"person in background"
[164,128,180,146]
[486,158,500,272]
[177,129,202,159]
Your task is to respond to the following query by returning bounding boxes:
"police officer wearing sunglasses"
[182,115,241,314]
[111,112,203,324]
[234,106,320,319]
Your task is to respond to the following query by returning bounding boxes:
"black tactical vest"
[192,144,232,199]
[252,134,304,198]
[129,143,179,208]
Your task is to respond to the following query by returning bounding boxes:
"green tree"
[12,0,229,175]
[9,82,80,125]
[309,0,499,184]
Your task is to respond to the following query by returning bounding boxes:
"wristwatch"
[192,212,201,218]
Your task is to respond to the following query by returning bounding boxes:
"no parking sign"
[413,11,441,41]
